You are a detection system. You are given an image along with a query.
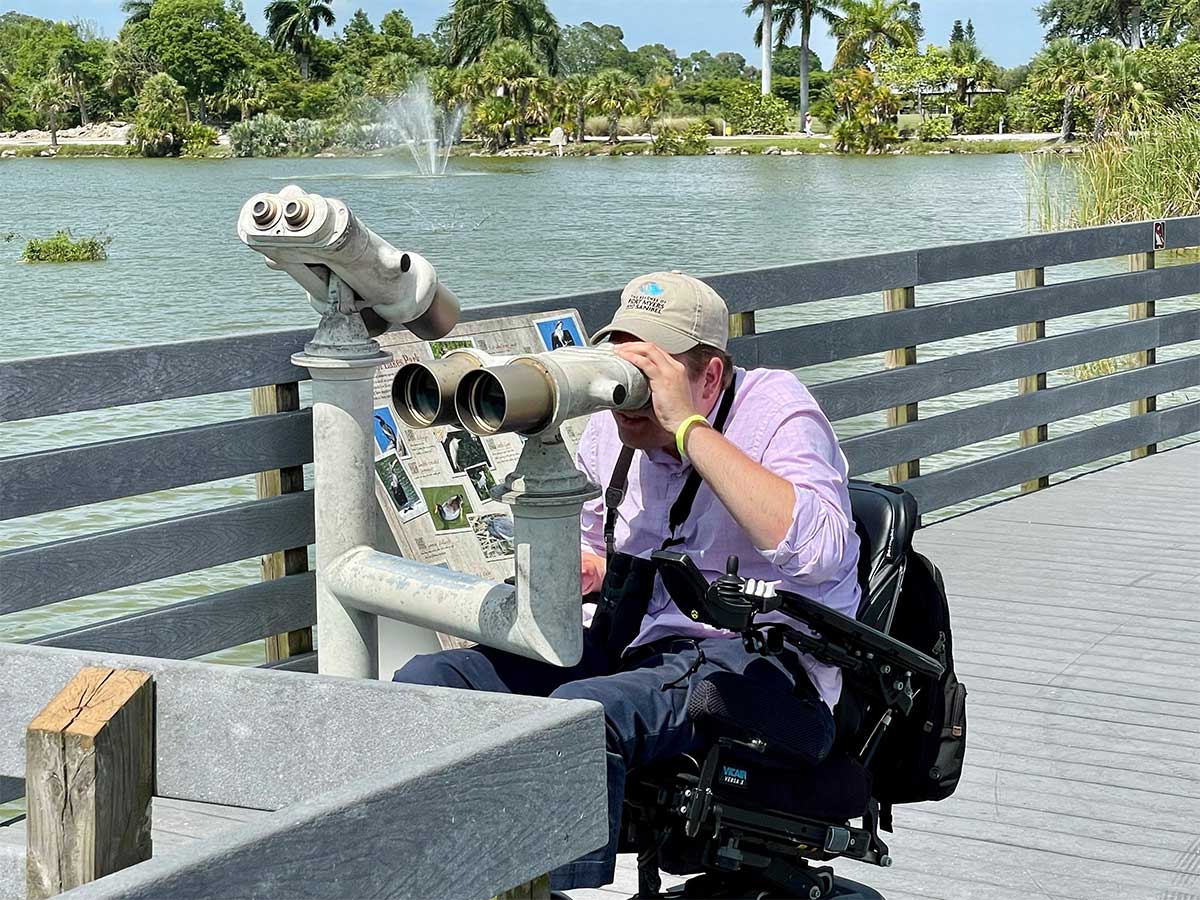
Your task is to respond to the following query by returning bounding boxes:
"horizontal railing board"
[914,216,1200,285]
[842,355,1200,475]
[28,572,315,659]
[0,410,314,521]
[0,491,315,614]
[740,263,1200,370]
[262,651,318,673]
[0,328,311,423]
[904,402,1200,513]
[0,642,603,809]
[811,308,1200,421]
[0,777,21,805]
[61,699,606,900]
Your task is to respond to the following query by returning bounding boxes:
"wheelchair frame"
[619,482,938,900]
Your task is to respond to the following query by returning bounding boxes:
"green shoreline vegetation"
[1,1,1198,166]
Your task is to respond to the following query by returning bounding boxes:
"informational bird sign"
[1153,221,1166,251]
[370,309,590,642]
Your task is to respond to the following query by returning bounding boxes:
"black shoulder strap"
[604,446,635,559]
[603,374,738,558]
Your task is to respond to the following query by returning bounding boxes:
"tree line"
[0,0,1196,156]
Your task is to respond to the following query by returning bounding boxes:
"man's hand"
[582,550,607,595]
[613,341,699,434]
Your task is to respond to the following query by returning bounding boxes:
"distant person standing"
[804,111,814,136]
[549,125,567,157]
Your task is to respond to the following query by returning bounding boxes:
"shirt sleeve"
[575,416,607,557]
[756,403,856,586]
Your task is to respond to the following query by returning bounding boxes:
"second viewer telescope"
[392,345,650,436]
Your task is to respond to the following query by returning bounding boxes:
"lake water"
[2,152,1196,662]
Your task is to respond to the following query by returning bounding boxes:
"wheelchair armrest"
[772,589,943,682]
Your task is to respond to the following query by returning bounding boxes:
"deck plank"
[594,443,1200,899]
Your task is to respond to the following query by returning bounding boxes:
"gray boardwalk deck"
[587,442,1200,900]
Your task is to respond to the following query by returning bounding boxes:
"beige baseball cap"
[592,271,729,353]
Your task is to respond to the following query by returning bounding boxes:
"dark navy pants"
[392,630,832,891]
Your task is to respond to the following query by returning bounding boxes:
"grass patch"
[1029,111,1200,230]
[20,230,110,262]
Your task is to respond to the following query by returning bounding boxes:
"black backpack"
[869,549,967,830]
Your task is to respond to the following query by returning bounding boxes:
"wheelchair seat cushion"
[688,671,835,767]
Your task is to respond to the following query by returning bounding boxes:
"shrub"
[650,122,710,156]
[917,116,952,141]
[720,81,792,134]
[230,113,285,157]
[287,118,332,155]
[831,69,898,153]
[131,73,188,158]
[180,123,219,158]
[22,231,110,263]
[960,94,1009,134]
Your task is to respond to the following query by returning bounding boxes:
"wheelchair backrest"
[847,481,919,634]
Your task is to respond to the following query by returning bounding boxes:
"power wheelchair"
[616,480,942,900]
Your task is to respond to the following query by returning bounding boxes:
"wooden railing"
[1,216,1198,706]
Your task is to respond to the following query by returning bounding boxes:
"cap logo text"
[627,293,667,314]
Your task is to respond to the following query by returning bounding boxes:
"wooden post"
[1128,251,1157,460]
[728,310,756,339]
[1015,268,1049,492]
[252,382,314,662]
[26,667,154,900]
[883,287,919,484]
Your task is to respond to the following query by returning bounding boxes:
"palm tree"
[638,77,675,133]
[1029,38,1084,143]
[948,37,997,132]
[831,0,917,69]
[54,42,91,127]
[265,0,336,82]
[587,68,639,144]
[1086,51,1160,139]
[29,78,71,148]
[747,0,840,123]
[744,0,774,94]
[120,0,154,25]
[217,72,267,121]
[560,73,591,143]
[440,0,561,74]
[482,39,543,144]
[472,95,515,150]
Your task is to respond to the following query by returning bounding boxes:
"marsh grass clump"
[1030,110,1200,230]
[21,231,110,263]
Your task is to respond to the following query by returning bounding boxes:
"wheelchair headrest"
[848,481,918,630]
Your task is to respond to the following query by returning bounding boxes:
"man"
[394,272,860,891]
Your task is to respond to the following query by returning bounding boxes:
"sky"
[10,0,1048,69]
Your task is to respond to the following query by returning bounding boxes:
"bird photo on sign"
[441,427,492,474]
[535,315,584,351]
[373,407,409,458]
[421,484,474,532]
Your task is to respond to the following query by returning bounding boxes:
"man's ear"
[705,356,724,400]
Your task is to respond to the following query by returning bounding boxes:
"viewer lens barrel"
[391,353,482,428]
[456,364,554,436]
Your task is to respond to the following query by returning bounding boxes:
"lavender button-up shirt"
[575,367,861,710]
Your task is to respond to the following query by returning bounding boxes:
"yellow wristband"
[675,414,710,459]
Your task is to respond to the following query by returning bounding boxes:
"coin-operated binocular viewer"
[239,187,649,679]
